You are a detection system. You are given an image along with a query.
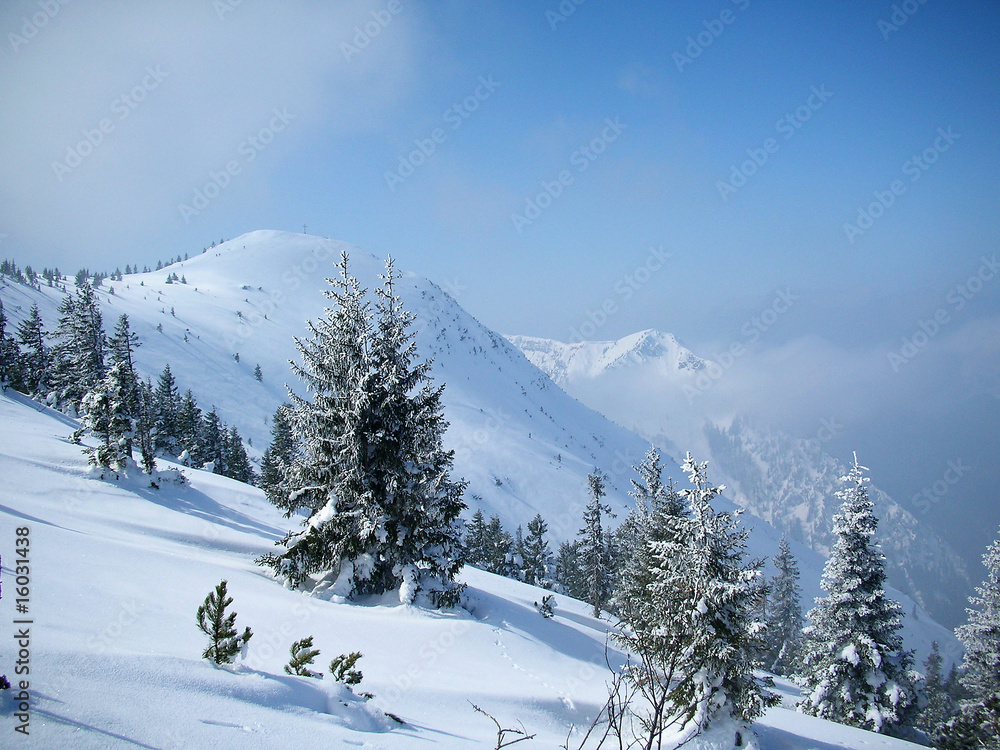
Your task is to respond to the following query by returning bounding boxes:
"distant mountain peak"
[505,329,707,386]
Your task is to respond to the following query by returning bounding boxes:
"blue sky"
[2,1,999,571]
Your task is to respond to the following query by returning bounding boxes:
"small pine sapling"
[330,652,364,686]
[196,579,253,665]
[534,594,556,619]
[284,636,322,678]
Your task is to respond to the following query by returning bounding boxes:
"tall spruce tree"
[763,537,804,676]
[579,469,613,618]
[799,455,916,734]
[464,509,489,568]
[260,403,295,508]
[176,389,202,462]
[522,514,552,587]
[613,447,685,630]
[917,641,955,737]
[555,539,585,599]
[152,365,181,456]
[16,303,47,394]
[199,407,226,473]
[49,282,106,410]
[483,514,513,575]
[612,453,773,746]
[937,525,1000,748]
[258,254,466,607]
[0,298,20,390]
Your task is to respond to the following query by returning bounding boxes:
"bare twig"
[470,702,537,749]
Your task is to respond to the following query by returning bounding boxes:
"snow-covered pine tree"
[224,425,255,484]
[483,514,512,575]
[258,253,466,607]
[799,455,917,734]
[199,408,226,474]
[260,403,295,509]
[937,524,1000,748]
[763,536,804,676]
[365,257,466,602]
[77,316,147,474]
[614,452,773,745]
[152,365,181,456]
[176,389,202,462]
[15,303,47,395]
[555,539,584,599]
[917,641,955,737]
[49,282,106,411]
[464,509,489,568]
[284,636,322,678]
[579,468,613,618]
[613,447,685,632]
[0,298,20,390]
[522,513,553,587]
[196,579,253,665]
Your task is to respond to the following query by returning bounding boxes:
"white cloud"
[0,0,423,264]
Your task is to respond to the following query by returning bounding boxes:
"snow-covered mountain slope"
[1,230,658,538]
[507,331,971,629]
[0,391,937,749]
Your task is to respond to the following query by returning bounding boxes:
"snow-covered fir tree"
[579,468,613,618]
[555,539,585,599]
[259,403,295,508]
[259,254,466,607]
[763,536,804,676]
[0,298,18,390]
[799,455,917,735]
[175,389,202,461]
[612,452,773,746]
[15,303,48,395]
[917,641,955,737]
[152,365,181,456]
[199,407,226,474]
[937,524,1000,748]
[612,446,684,632]
[521,513,553,587]
[463,509,488,568]
[49,282,106,410]
[482,514,513,575]
[223,425,255,485]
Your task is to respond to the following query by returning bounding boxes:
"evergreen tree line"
[0,286,252,484]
